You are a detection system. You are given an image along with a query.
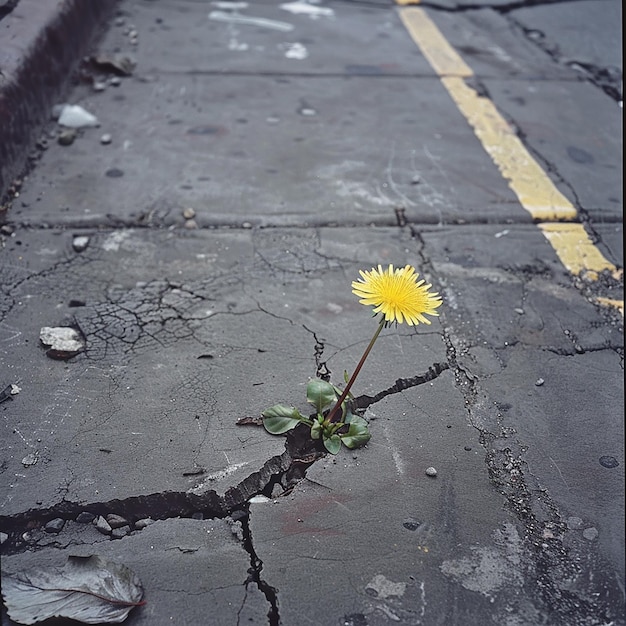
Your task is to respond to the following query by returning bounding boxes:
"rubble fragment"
[39,327,85,359]
[57,105,99,128]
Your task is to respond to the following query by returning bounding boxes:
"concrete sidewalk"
[1,1,623,625]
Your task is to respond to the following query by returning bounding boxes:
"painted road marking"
[398,7,622,311]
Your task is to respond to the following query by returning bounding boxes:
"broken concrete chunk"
[57,104,99,128]
[40,326,85,360]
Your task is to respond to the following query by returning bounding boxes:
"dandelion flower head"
[352,264,442,325]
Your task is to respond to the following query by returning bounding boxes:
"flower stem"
[326,317,385,423]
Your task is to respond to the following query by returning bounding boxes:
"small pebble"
[72,235,90,252]
[566,516,583,530]
[425,467,438,477]
[582,527,598,541]
[93,81,107,92]
[111,525,131,539]
[134,518,155,530]
[109,76,122,87]
[514,308,524,315]
[535,378,545,386]
[182,207,196,219]
[94,516,112,535]
[184,219,198,229]
[44,518,65,533]
[76,511,95,524]
[106,514,129,529]
[0,532,8,544]
[599,455,619,468]
[100,133,112,145]
[0,224,14,235]
[58,129,77,146]
[21,453,38,467]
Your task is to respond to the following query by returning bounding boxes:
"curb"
[0,0,119,205]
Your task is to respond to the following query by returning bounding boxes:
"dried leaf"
[1,555,145,624]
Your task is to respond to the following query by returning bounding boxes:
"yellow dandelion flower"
[352,264,442,325]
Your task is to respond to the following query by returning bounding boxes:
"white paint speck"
[280,1,334,18]
[284,42,308,60]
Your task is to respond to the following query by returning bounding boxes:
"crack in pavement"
[440,321,623,624]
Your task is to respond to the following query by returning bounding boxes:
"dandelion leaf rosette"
[322,432,342,454]
[262,404,306,434]
[306,378,336,413]
[340,412,371,449]
[1,555,145,624]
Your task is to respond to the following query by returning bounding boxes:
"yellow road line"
[398,6,622,312]
[537,223,621,280]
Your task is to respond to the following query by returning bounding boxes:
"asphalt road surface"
[0,1,623,625]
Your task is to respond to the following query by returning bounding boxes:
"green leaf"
[262,404,306,434]
[340,414,371,449]
[306,379,337,413]
[323,433,342,454]
[310,420,322,440]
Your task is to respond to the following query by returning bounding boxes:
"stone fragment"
[106,514,129,529]
[57,129,78,146]
[44,518,65,533]
[583,527,598,541]
[76,511,95,524]
[58,104,99,128]
[94,516,112,535]
[182,207,196,219]
[100,133,112,145]
[72,235,90,252]
[112,525,131,539]
[425,467,438,477]
[0,532,8,544]
[40,327,85,359]
[134,518,154,530]
[21,453,38,467]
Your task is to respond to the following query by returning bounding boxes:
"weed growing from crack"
[262,264,443,453]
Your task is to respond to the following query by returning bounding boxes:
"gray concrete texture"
[0,0,623,625]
